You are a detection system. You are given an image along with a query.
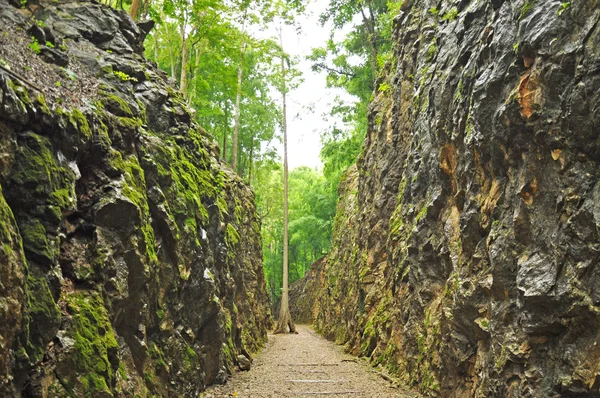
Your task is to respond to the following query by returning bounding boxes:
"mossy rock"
[68,108,93,141]
[61,291,119,396]
[23,274,61,364]
[98,94,133,117]
[19,219,57,263]
[9,133,76,205]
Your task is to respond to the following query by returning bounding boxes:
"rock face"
[292,1,600,396]
[0,0,271,396]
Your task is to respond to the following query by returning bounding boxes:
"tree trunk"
[179,22,188,97]
[359,4,378,76]
[164,23,176,78]
[187,46,199,104]
[248,135,254,184]
[231,40,245,173]
[274,25,296,335]
[222,102,229,161]
[129,0,140,20]
[153,29,159,61]
[141,0,150,20]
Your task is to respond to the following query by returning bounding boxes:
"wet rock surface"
[0,0,271,396]
[292,1,600,397]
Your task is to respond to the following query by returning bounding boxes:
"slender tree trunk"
[248,135,254,184]
[231,40,245,173]
[141,0,150,20]
[153,29,159,61]
[360,4,378,76]
[222,103,229,161]
[129,0,140,20]
[187,46,199,104]
[164,23,176,78]
[274,25,296,335]
[179,21,188,97]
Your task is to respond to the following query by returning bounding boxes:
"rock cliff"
[0,0,271,396]
[292,1,600,396]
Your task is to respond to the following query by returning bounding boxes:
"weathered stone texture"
[0,0,271,396]
[294,1,600,396]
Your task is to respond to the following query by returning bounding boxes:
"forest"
[128,0,398,303]
[2,0,596,395]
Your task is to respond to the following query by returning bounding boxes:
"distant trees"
[136,0,398,323]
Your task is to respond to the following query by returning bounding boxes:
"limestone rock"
[0,0,272,396]
[236,355,251,371]
[293,1,600,396]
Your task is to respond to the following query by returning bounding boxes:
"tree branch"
[311,63,356,78]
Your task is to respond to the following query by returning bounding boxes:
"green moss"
[148,342,168,369]
[116,116,143,131]
[68,108,92,140]
[20,219,55,262]
[148,137,223,231]
[426,42,436,62]
[35,94,51,115]
[441,7,459,21]
[0,186,25,263]
[520,0,535,20]
[22,275,61,363]
[183,345,198,368]
[66,291,118,394]
[415,203,428,223]
[10,133,75,202]
[225,224,240,248]
[113,155,158,265]
[118,362,127,380]
[9,79,31,105]
[99,94,133,117]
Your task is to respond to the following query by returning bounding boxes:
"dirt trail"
[203,325,418,397]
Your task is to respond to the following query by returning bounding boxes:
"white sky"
[257,2,355,170]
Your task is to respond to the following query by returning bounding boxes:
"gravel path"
[203,325,418,398]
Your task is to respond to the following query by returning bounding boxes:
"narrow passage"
[203,325,418,397]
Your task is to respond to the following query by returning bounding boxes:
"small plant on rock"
[558,2,570,15]
[28,37,40,54]
[442,7,458,21]
[113,70,138,83]
[45,41,54,48]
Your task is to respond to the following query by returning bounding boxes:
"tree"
[274,23,296,334]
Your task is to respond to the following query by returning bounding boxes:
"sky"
[258,2,354,171]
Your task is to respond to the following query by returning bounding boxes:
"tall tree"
[129,0,141,20]
[274,23,296,334]
[231,39,245,172]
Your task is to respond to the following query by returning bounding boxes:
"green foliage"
[45,41,54,48]
[558,2,570,15]
[441,7,459,21]
[378,81,391,93]
[28,37,40,54]
[255,165,337,301]
[113,70,138,82]
[520,0,535,20]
